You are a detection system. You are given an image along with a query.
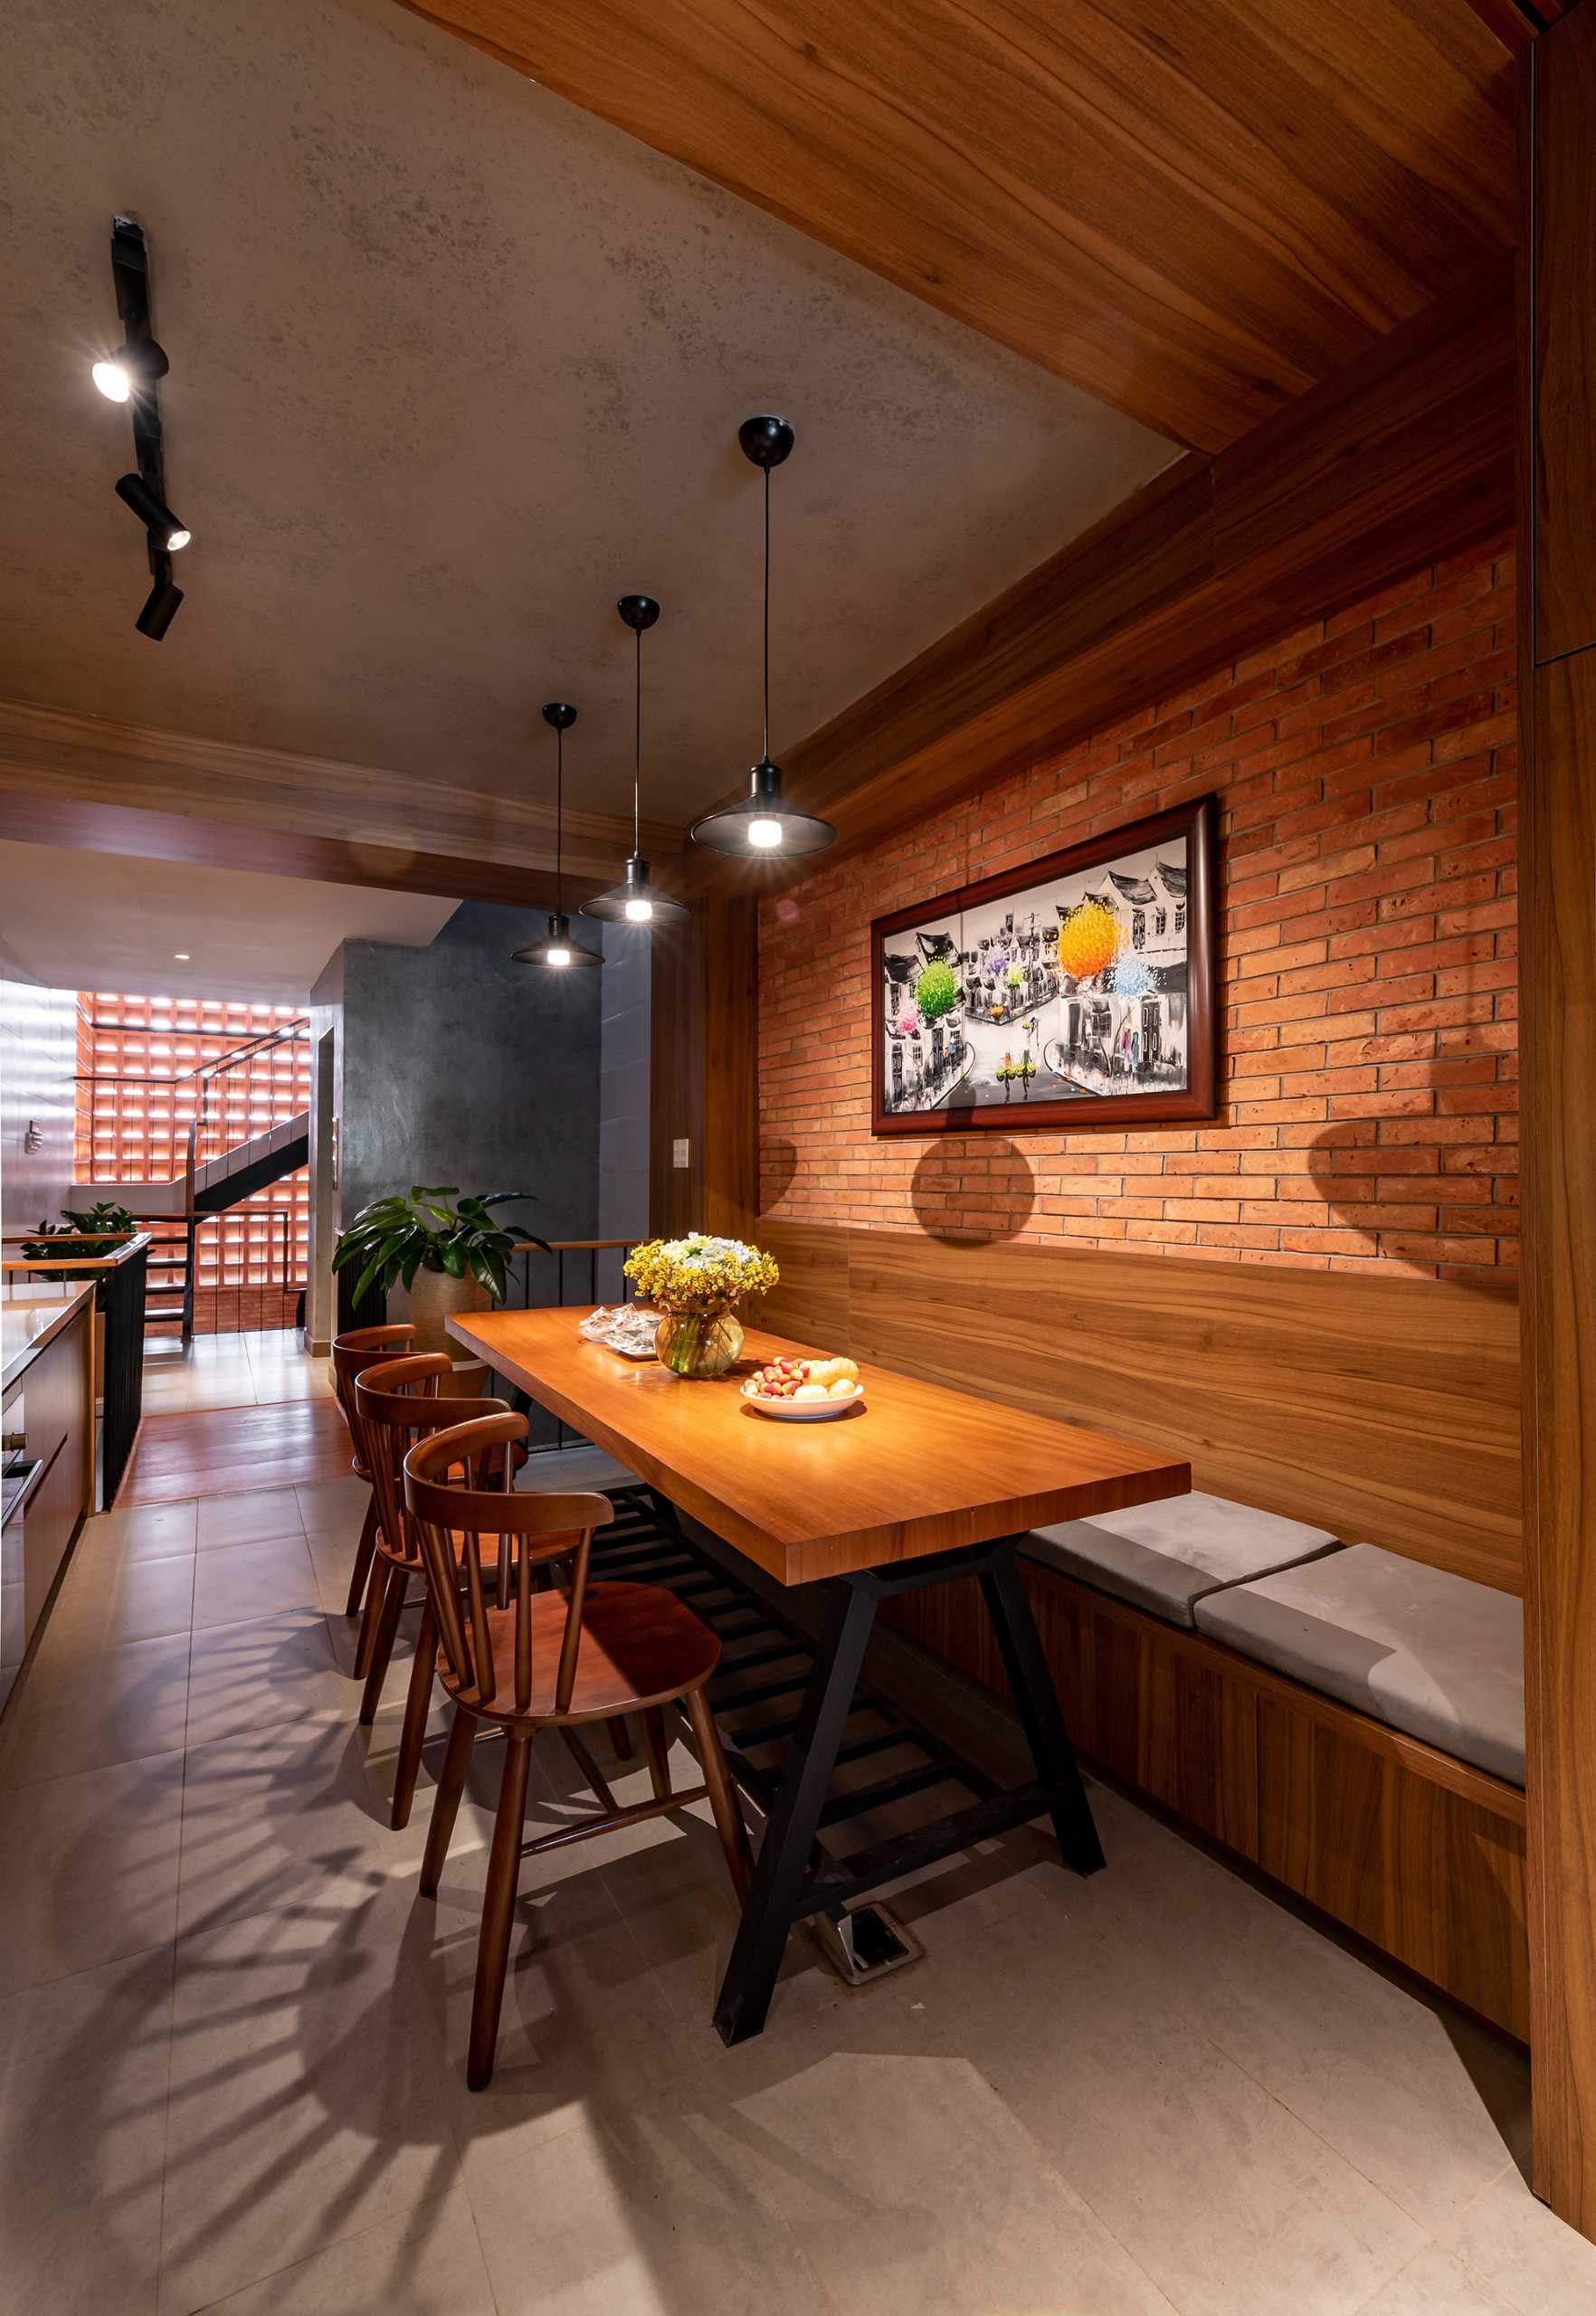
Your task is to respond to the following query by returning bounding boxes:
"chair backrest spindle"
[353,1354,510,1571]
[404,1414,613,1719]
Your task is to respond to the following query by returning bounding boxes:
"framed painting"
[870,794,1218,1134]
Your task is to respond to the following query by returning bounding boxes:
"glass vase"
[655,1307,745,1379]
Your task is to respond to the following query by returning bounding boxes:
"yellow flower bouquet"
[623,1233,780,1378]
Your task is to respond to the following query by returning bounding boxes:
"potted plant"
[333,1187,548,1357]
[22,1201,138,1381]
[622,1234,780,1378]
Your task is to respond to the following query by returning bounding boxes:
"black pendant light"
[512,703,602,970]
[691,413,836,858]
[582,595,689,925]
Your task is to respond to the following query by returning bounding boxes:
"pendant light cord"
[555,725,564,911]
[763,466,771,763]
[633,626,642,853]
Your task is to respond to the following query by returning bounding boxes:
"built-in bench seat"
[1023,1488,1340,1628]
[1195,1542,1525,1788]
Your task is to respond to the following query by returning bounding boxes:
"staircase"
[74,1018,310,1340]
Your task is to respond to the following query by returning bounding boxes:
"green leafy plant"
[914,959,959,1022]
[22,1202,138,1305]
[333,1186,547,1308]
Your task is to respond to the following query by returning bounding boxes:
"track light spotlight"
[91,337,169,402]
[136,547,184,639]
[115,471,190,550]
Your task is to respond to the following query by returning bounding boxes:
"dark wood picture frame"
[870,794,1219,1135]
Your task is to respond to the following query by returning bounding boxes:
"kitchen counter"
[2,1277,95,1395]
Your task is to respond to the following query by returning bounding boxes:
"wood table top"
[449,1305,1190,1587]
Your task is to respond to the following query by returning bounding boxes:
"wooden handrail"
[2,1230,156,1270]
[509,1238,640,1252]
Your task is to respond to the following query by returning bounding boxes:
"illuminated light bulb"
[747,817,784,848]
[624,897,654,923]
[546,945,571,968]
[92,358,132,402]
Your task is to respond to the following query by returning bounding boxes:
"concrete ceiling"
[0,0,1173,830]
[0,841,457,1003]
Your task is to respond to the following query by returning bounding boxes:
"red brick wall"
[758,540,1518,1280]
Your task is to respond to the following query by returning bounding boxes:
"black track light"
[115,471,190,551]
[136,561,184,641]
[91,338,169,403]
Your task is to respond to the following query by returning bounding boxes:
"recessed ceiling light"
[173,952,190,960]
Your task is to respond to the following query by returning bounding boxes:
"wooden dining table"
[449,1304,1191,2042]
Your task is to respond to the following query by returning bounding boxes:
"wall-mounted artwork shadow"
[871,795,1218,1134]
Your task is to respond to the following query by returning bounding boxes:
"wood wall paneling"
[648,885,759,1243]
[761,1220,1523,1592]
[400,0,1516,451]
[1520,1,1596,2232]
[0,699,677,911]
[749,262,1515,867]
[1529,7,1596,662]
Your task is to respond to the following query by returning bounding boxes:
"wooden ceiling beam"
[0,699,682,907]
[401,0,1516,451]
[753,256,1514,866]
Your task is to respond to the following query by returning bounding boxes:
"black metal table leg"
[979,1543,1106,1875]
[712,1577,879,2045]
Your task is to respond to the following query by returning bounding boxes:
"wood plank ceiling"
[400,0,1517,451]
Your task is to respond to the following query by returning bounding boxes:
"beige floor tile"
[1355,2243,1520,2314]
[0,1944,174,2316]
[420,1778,693,2153]
[953,1905,1426,2316]
[159,1889,461,2315]
[191,1535,319,1632]
[184,2180,494,2316]
[175,1714,468,1938]
[294,1475,367,1543]
[304,1529,367,1618]
[1442,2167,1596,2315]
[40,1550,195,1654]
[0,1750,184,1994]
[0,1630,191,1788]
[1078,1808,1530,2232]
[463,2103,844,2316]
[195,1489,305,1551]
[185,1611,348,1748]
[689,2008,1178,2316]
[83,1502,199,1563]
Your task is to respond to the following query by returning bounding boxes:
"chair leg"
[685,1685,754,1905]
[343,1494,379,1620]
[469,1732,534,2092]
[354,1551,391,1680]
[607,1715,634,1761]
[390,1599,438,1831]
[358,1559,407,1727]
[641,1706,672,1802]
[420,1703,475,1897]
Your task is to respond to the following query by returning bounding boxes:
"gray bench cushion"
[1024,1489,1340,1628]
[516,1443,640,1496]
[1194,1543,1524,1786]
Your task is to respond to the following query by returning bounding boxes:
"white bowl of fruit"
[740,1355,864,1420]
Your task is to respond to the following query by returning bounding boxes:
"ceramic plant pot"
[406,1265,491,1360]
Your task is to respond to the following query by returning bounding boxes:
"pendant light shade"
[512,703,603,968]
[583,595,689,925]
[691,414,836,859]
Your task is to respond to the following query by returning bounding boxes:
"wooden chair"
[404,1410,754,2091]
[329,1323,416,1645]
[352,1353,516,1830]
